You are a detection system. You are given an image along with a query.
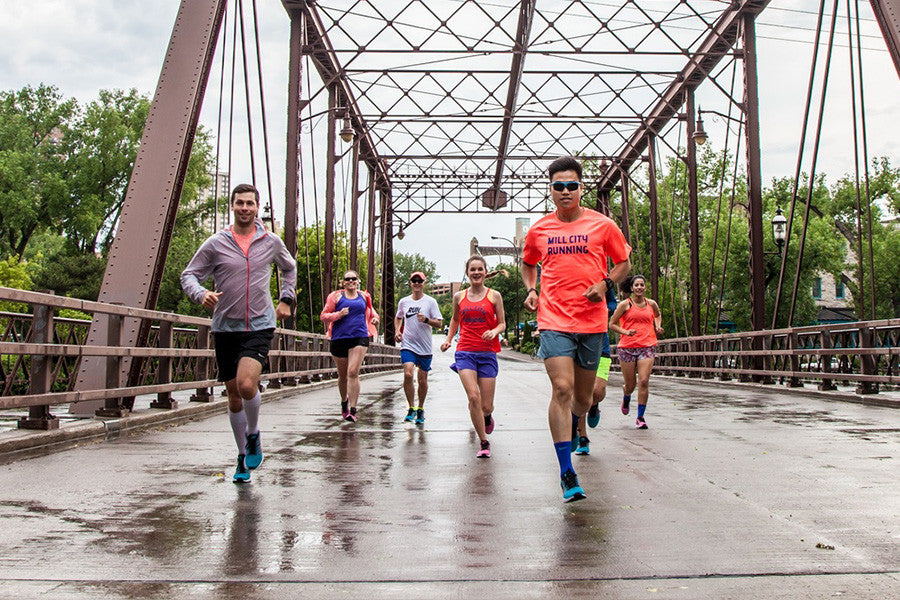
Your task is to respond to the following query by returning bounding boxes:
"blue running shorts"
[400,349,433,372]
[450,351,499,378]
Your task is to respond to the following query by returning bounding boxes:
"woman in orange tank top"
[609,275,663,429]
[440,255,506,458]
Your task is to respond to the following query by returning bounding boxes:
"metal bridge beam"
[489,0,536,206]
[597,0,770,192]
[870,0,900,78]
[282,1,390,192]
[72,0,227,415]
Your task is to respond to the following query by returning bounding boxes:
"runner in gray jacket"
[181,183,297,483]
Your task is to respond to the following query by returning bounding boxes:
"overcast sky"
[2,1,898,282]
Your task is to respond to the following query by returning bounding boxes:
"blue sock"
[554,441,573,475]
[638,404,646,418]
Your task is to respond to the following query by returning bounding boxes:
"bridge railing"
[616,319,900,394]
[0,287,401,430]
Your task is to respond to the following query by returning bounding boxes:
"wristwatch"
[279,295,295,307]
[602,277,614,291]
[527,287,539,296]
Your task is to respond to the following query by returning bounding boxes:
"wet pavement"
[0,344,897,599]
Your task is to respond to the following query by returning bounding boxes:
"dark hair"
[620,274,646,295]
[463,255,507,282]
[548,156,583,180]
[230,183,259,205]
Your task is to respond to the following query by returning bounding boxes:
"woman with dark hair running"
[440,256,506,458]
[321,270,380,423]
[609,275,662,429]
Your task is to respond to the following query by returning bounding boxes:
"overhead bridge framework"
[72,0,900,412]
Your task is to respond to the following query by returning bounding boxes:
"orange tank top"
[457,288,501,353]
[617,300,658,348]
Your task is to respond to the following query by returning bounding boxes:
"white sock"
[228,408,248,454]
[243,391,261,435]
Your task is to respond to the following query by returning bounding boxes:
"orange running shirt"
[617,300,658,348]
[231,228,255,257]
[522,208,631,333]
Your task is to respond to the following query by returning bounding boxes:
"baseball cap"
[409,271,427,282]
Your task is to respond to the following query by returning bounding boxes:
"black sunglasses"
[343,276,358,282]
[409,278,424,284]
[551,181,581,192]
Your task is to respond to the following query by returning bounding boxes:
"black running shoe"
[560,469,585,502]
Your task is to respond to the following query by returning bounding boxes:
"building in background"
[196,170,230,231]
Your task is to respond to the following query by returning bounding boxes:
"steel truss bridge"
[2,0,900,422]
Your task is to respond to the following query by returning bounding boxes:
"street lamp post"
[491,235,521,347]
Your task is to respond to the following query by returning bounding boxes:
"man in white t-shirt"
[394,271,443,424]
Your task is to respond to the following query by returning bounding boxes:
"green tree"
[393,251,439,295]
[0,84,74,260]
[64,89,151,254]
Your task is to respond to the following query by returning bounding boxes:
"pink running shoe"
[345,412,357,423]
[621,394,631,415]
[476,440,491,458]
[635,416,648,429]
[484,414,495,435]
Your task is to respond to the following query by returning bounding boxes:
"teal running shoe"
[415,408,425,424]
[587,403,601,428]
[404,408,416,422]
[233,454,250,483]
[574,436,590,455]
[245,433,263,469]
[560,469,585,502]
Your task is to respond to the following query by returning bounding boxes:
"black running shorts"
[213,328,275,382]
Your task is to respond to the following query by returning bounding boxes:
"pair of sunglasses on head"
[551,181,581,192]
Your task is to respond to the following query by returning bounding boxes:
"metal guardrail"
[0,287,401,430]
[611,319,900,393]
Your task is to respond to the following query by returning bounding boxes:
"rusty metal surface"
[74,0,228,415]
[0,349,896,598]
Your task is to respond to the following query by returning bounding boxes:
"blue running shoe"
[404,408,416,422]
[245,433,263,469]
[233,454,250,483]
[560,469,585,502]
[574,436,590,455]
[415,408,425,424]
[587,403,601,428]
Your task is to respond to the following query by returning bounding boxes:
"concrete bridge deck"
[0,348,896,599]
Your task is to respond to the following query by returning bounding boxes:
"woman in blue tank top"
[320,270,380,422]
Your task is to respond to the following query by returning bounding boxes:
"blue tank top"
[331,293,369,339]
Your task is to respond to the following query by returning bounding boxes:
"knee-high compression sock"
[637,403,647,418]
[229,409,248,455]
[243,391,261,435]
[554,441,574,475]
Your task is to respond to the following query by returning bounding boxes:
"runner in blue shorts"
[395,272,443,424]
[441,255,506,458]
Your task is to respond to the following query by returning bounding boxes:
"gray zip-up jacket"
[181,218,297,333]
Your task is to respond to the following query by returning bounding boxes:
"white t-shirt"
[395,294,442,356]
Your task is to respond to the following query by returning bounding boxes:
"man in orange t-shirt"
[522,155,631,502]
